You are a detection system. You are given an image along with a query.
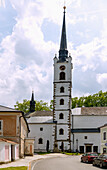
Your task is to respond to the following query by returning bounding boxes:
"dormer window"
[59,72,65,80]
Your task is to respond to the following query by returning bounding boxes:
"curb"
[28,158,43,170]
[28,154,67,170]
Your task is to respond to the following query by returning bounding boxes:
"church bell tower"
[53,6,73,151]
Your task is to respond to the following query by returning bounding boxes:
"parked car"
[93,154,107,168]
[81,153,98,163]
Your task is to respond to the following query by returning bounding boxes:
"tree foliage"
[72,91,107,108]
[14,100,51,113]
[14,99,30,113]
[14,91,107,113]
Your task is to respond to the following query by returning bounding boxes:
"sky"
[0,0,107,108]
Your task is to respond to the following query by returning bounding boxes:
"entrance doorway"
[86,145,92,153]
[80,146,84,153]
[11,145,15,161]
[46,140,49,152]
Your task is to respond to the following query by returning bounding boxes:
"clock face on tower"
[60,65,66,70]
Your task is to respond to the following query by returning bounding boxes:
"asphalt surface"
[0,153,65,169]
[32,156,103,170]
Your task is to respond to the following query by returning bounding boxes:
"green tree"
[14,90,107,112]
[72,90,107,108]
[72,97,78,108]
[35,100,51,111]
[50,100,53,110]
[14,99,51,113]
[14,99,30,113]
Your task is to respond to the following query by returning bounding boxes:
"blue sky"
[0,0,107,107]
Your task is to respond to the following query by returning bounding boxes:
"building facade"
[27,111,55,152]
[27,7,107,153]
[53,6,73,151]
[0,105,29,162]
[71,107,107,153]
[100,124,107,154]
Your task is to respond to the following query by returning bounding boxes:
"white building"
[0,139,19,163]
[71,107,107,153]
[27,111,55,152]
[26,7,107,153]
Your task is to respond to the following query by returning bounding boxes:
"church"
[26,7,107,153]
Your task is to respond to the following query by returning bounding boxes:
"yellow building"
[0,105,30,160]
[100,124,107,154]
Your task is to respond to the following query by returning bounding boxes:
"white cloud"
[0,0,107,107]
[96,73,107,90]
[0,0,5,7]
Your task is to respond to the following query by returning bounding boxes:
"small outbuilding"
[24,138,35,156]
[0,139,19,163]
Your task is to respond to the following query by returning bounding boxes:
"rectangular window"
[80,146,84,153]
[93,146,98,153]
[84,136,87,139]
[103,132,106,140]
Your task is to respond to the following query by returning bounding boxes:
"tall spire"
[59,6,68,62]
[31,90,34,101]
[30,90,35,113]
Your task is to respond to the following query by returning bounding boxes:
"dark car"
[81,153,98,163]
[93,154,107,168]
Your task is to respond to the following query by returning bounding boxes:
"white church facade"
[26,7,107,153]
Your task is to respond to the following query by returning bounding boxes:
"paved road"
[32,155,101,170]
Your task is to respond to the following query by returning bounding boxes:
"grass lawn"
[0,166,27,170]
[62,152,80,155]
[37,152,80,155]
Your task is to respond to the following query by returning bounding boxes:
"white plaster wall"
[15,145,19,160]
[28,124,55,152]
[73,115,107,128]
[72,133,101,153]
[55,96,70,110]
[55,111,70,123]
[55,83,71,96]
[54,56,72,82]
[57,125,69,140]
[0,143,5,162]
[0,143,11,162]
[9,144,11,161]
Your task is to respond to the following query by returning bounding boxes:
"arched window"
[59,113,64,119]
[59,72,65,80]
[38,138,43,144]
[60,86,64,93]
[59,128,64,135]
[60,99,64,105]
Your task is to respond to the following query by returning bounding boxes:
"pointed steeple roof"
[30,90,35,113]
[59,6,68,62]
[60,6,67,50]
[31,90,34,101]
